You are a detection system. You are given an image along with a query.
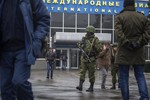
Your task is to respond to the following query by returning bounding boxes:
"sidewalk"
[30,69,150,100]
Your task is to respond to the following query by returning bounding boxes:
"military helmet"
[85,25,95,33]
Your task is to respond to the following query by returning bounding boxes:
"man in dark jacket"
[0,0,50,100]
[46,48,56,79]
[115,0,150,100]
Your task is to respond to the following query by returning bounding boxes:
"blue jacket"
[0,0,50,65]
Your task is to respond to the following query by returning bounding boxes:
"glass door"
[61,50,68,69]
[56,49,68,69]
[55,50,61,69]
[70,49,79,69]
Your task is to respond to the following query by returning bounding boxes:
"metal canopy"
[54,32,111,43]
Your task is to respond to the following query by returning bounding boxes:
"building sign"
[43,0,150,15]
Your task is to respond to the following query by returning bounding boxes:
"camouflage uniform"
[110,43,119,89]
[76,26,102,92]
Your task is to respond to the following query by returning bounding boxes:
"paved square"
[30,69,150,100]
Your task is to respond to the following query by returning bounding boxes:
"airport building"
[42,0,150,69]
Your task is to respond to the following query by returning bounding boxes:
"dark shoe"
[76,80,84,91]
[110,86,116,89]
[76,86,82,91]
[46,76,49,79]
[110,84,116,89]
[86,82,94,92]
[86,88,93,92]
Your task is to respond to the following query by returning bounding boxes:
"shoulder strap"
[88,37,96,55]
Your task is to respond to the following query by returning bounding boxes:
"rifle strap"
[88,37,96,55]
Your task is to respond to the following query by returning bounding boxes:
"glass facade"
[50,13,114,40]
[50,12,150,62]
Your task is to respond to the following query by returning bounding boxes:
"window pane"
[77,14,88,28]
[102,30,112,33]
[95,30,100,33]
[90,14,101,28]
[64,29,75,32]
[102,30,113,43]
[64,13,75,27]
[102,15,113,29]
[51,13,63,27]
[77,29,85,32]
[56,50,61,67]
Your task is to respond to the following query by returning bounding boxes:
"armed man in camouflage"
[76,25,102,92]
[110,43,119,89]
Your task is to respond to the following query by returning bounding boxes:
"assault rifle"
[77,44,91,62]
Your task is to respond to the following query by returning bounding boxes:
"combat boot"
[76,80,84,91]
[110,84,116,89]
[86,82,94,92]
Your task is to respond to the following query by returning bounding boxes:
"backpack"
[30,0,48,57]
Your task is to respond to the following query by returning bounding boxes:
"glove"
[122,38,140,51]
[125,41,141,51]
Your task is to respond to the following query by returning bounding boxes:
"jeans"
[62,60,67,69]
[47,61,54,79]
[101,67,109,88]
[119,65,149,100]
[0,50,33,100]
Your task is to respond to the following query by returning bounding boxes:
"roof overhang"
[54,32,111,43]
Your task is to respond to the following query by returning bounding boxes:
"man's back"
[116,8,148,39]
[46,51,56,61]
[115,6,150,65]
